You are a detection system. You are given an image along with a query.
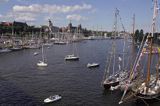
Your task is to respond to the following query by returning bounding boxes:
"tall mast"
[146,0,158,89]
[132,14,135,43]
[112,8,119,75]
[42,44,44,62]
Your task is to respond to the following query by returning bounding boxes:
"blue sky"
[0,0,157,32]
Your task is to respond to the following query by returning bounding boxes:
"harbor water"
[0,39,159,106]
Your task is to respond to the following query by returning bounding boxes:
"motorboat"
[34,52,39,56]
[65,54,79,61]
[44,95,62,103]
[87,63,99,68]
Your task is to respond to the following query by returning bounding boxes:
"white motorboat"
[65,54,79,61]
[37,61,47,67]
[33,52,39,56]
[87,63,99,68]
[44,95,62,103]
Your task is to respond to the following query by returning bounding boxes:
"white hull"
[37,61,47,67]
[87,63,99,68]
[65,54,79,60]
[44,95,62,103]
[33,52,39,56]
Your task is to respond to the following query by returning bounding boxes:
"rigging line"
[156,50,160,82]
[122,35,127,70]
[102,52,112,85]
[119,34,146,103]
[130,34,146,80]
[112,41,116,76]
[139,98,149,106]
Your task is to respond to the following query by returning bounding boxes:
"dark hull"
[54,42,66,45]
[10,48,23,51]
[103,81,119,89]
[134,92,160,100]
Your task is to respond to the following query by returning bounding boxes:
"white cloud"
[2,12,37,22]
[66,14,88,21]
[13,3,92,14]
[14,12,36,21]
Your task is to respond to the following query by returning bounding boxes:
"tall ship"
[119,0,160,104]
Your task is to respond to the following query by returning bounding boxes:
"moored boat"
[65,54,79,61]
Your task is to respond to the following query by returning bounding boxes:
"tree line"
[134,29,160,44]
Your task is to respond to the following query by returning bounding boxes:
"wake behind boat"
[44,95,62,103]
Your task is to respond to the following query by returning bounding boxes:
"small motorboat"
[87,63,99,68]
[33,52,39,56]
[64,54,79,61]
[44,95,62,103]
[37,61,47,67]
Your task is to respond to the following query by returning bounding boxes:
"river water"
[0,39,159,106]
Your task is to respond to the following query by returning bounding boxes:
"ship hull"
[103,81,119,89]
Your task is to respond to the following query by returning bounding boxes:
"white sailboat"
[65,41,79,61]
[37,44,47,67]
[102,8,128,90]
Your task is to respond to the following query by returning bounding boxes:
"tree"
[139,29,144,42]
[134,29,139,43]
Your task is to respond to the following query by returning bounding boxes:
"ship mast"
[112,8,119,76]
[145,0,158,91]
[132,14,135,44]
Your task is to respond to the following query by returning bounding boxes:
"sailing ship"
[119,0,160,104]
[65,43,79,61]
[37,44,48,67]
[102,8,128,90]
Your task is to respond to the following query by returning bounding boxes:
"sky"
[0,0,158,32]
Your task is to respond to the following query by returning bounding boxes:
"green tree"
[134,29,139,43]
[139,29,144,42]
